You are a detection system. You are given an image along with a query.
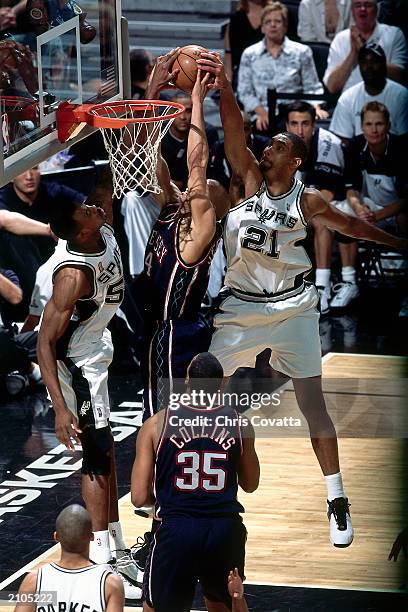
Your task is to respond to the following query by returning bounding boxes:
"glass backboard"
[0,0,128,185]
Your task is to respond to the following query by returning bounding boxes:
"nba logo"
[1,113,9,155]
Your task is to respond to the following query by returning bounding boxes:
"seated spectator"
[224,0,271,88]
[330,43,408,141]
[208,110,269,192]
[160,91,219,190]
[285,100,345,313]
[298,0,352,43]
[237,2,327,134]
[130,48,154,99]
[331,101,407,309]
[0,266,41,395]
[323,0,407,94]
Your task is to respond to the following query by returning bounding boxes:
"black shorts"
[144,516,247,612]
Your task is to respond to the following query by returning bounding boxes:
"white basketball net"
[88,101,180,199]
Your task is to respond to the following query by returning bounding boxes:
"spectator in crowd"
[237,2,327,134]
[285,100,345,313]
[330,42,408,141]
[208,110,269,194]
[130,48,154,99]
[323,0,407,94]
[224,0,271,87]
[298,0,352,43]
[330,101,407,309]
[160,90,219,190]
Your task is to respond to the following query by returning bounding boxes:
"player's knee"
[80,426,113,476]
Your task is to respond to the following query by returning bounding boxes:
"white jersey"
[51,224,124,360]
[223,179,311,297]
[36,562,112,612]
[121,191,160,276]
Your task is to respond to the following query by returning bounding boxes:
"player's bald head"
[186,352,224,395]
[55,504,93,553]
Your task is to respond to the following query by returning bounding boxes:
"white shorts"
[210,284,322,378]
[57,350,111,429]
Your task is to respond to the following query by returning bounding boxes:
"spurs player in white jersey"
[13,505,124,612]
[37,168,140,598]
[198,52,407,548]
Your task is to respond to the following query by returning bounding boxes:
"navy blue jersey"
[141,204,222,321]
[154,403,245,519]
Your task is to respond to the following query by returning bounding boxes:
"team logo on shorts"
[80,401,91,416]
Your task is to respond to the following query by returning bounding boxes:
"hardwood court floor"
[1,353,407,605]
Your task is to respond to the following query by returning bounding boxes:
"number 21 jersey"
[224,179,311,296]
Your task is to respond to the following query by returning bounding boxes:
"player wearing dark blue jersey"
[138,52,229,421]
[131,353,259,612]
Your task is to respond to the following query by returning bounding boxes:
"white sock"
[315,268,331,289]
[342,266,356,284]
[90,530,111,563]
[109,521,127,553]
[325,472,346,501]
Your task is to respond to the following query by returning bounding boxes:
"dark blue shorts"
[141,317,211,421]
[144,516,247,612]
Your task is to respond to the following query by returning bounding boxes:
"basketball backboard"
[0,0,129,186]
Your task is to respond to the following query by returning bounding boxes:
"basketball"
[171,45,208,92]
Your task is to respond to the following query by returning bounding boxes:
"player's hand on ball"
[228,568,244,599]
[147,47,180,95]
[197,51,228,89]
[191,69,212,103]
[55,407,82,451]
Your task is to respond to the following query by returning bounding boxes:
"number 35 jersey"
[224,179,311,296]
[52,224,124,361]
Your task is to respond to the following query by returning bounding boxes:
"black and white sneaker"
[316,285,331,315]
[130,531,153,571]
[108,557,142,601]
[327,497,354,547]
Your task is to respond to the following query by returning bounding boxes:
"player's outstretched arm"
[145,47,180,100]
[0,209,54,237]
[131,416,156,508]
[303,189,408,251]
[37,268,92,450]
[83,164,114,225]
[238,421,260,493]
[186,69,216,246]
[197,52,262,197]
[105,572,125,612]
[13,570,37,612]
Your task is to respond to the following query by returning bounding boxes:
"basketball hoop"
[56,99,185,198]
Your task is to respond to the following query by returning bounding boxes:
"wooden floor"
[4,353,407,601]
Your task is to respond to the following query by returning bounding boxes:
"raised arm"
[37,267,92,450]
[303,189,408,251]
[0,209,53,237]
[197,52,262,197]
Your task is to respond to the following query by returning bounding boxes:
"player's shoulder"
[101,222,115,236]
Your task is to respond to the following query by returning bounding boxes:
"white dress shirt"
[298,0,352,43]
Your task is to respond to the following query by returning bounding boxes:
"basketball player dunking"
[37,168,140,596]
[138,53,229,420]
[131,353,259,612]
[197,52,407,547]
[13,505,124,612]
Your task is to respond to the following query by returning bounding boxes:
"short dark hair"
[285,101,316,123]
[55,504,92,553]
[129,48,152,83]
[187,352,224,395]
[279,131,308,163]
[360,101,390,123]
[49,199,81,240]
